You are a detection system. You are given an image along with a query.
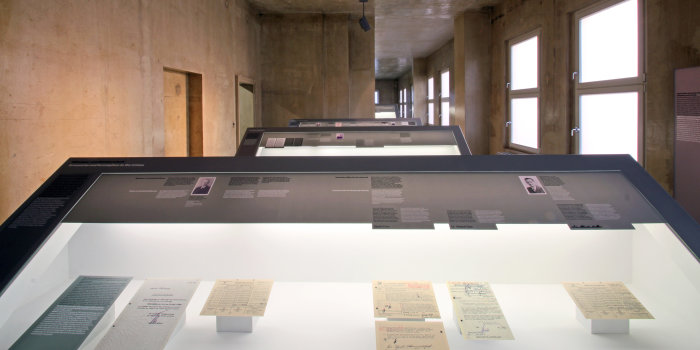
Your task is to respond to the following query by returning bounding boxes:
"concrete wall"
[163,70,189,156]
[489,0,700,193]
[375,79,397,105]
[260,14,375,126]
[645,0,700,192]
[0,0,261,222]
[349,15,376,119]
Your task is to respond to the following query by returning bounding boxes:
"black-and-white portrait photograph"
[191,177,216,195]
[519,176,546,195]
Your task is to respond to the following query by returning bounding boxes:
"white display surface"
[255,145,462,156]
[1,222,699,349]
[2,281,698,350]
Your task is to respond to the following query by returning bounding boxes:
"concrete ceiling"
[247,0,373,15]
[247,0,500,79]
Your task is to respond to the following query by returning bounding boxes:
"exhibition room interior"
[2,1,700,349]
[1,0,699,223]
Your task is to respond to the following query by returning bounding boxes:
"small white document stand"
[575,308,630,334]
[217,316,259,333]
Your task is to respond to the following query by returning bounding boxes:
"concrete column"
[349,16,375,118]
[323,15,350,118]
[454,11,491,155]
[412,58,427,125]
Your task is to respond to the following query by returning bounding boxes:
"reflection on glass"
[375,112,396,119]
[580,92,638,160]
[511,97,538,149]
[511,36,538,90]
[580,0,638,83]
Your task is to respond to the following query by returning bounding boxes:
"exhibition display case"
[288,118,422,127]
[236,126,471,157]
[0,155,699,349]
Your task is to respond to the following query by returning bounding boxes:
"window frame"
[400,88,408,118]
[427,76,435,125]
[439,70,451,126]
[410,85,414,118]
[506,29,541,153]
[572,0,645,162]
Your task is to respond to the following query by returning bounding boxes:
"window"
[440,71,450,126]
[410,85,414,118]
[428,77,435,125]
[573,0,643,161]
[507,32,539,151]
[401,88,408,118]
[406,87,412,118]
[399,88,407,118]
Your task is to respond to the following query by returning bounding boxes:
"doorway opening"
[236,76,255,151]
[163,69,203,156]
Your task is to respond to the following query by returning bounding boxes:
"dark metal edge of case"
[235,126,471,156]
[0,154,698,298]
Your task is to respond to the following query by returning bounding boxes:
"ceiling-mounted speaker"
[359,16,371,32]
[359,0,371,32]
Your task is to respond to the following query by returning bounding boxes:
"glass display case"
[236,126,471,157]
[288,118,422,127]
[0,155,699,349]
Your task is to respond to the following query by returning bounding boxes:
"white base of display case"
[216,316,258,333]
[576,308,629,334]
[2,223,699,349]
[2,280,698,350]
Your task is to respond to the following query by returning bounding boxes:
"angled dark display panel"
[288,118,422,127]
[0,155,699,349]
[236,126,471,156]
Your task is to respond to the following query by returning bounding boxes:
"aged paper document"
[562,281,654,319]
[372,280,440,319]
[200,279,273,317]
[447,281,514,340]
[375,321,449,350]
[96,279,200,350]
